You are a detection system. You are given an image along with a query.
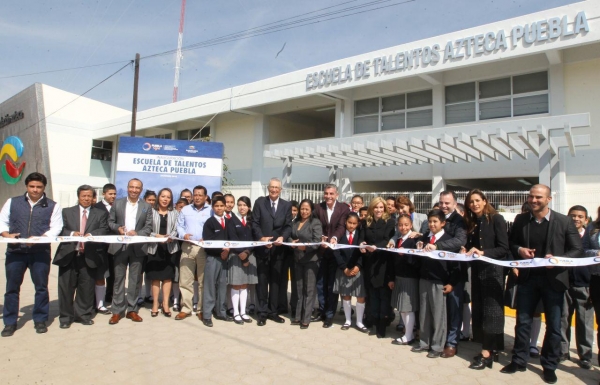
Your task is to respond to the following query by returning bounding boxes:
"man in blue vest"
[0,172,63,337]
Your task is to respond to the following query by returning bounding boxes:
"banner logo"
[548,257,560,265]
[1,136,26,185]
[510,262,519,267]
[437,251,447,258]
[142,143,152,151]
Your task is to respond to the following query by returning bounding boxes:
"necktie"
[348,232,353,244]
[242,217,246,226]
[429,235,436,244]
[272,201,276,215]
[220,217,225,229]
[226,213,231,219]
[397,238,403,248]
[79,209,87,252]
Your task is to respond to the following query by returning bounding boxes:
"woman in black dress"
[360,197,396,338]
[463,189,509,369]
[146,188,180,317]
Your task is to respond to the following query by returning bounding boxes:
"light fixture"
[315,106,335,112]
[517,178,532,186]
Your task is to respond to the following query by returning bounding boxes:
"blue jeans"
[512,274,564,370]
[3,251,51,325]
[446,281,464,348]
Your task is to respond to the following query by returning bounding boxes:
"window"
[90,140,113,178]
[177,127,210,141]
[354,90,433,134]
[146,133,172,139]
[445,71,549,124]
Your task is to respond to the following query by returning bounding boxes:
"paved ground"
[0,244,597,385]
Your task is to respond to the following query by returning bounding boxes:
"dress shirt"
[530,210,551,224]
[0,194,63,237]
[579,228,585,238]
[430,229,445,243]
[124,198,139,232]
[270,197,280,212]
[326,201,336,223]
[214,214,226,228]
[346,230,354,243]
[101,199,111,213]
[177,202,211,241]
[445,211,454,219]
[70,205,91,236]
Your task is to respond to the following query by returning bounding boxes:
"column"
[281,156,292,201]
[431,163,445,206]
[334,100,344,138]
[328,166,339,187]
[550,148,566,213]
[538,126,551,187]
[250,115,269,202]
[340,177,354,203]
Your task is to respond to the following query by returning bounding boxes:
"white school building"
[1,1,599,215]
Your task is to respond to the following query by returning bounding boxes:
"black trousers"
[278,250,291,313]
[589,275,600,365]
[104,253,115,302]
[57,255,96,324]
[256,247,284,319]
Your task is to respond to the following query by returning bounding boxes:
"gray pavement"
[0,244,597,385]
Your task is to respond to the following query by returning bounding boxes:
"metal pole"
[131,53,140,137]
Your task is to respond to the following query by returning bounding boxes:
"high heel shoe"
[161,308,172,317]
[469,354,494,370]
[151,310,159,317]
[473,351,499,362]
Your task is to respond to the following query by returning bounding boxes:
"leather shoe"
[109,314,122,325]
[411,346,429,353]
[202,318,213,327]
[427,351,442,358]
[257,319,266,326]
[500,362,527,374]
[175,312,190,320]
[268,315,285,324]
[310,311,323,322]
[542,369,557,384]
[126,312,143,322]
[75,319,94,326]
[441,346,457,358]
[96,307,111,315]
[578,359,592,370]
[215,315,233,322]
[34,322,48,334]
[59,322,71,329]
[323,319,333,328]
[1,324,17,337]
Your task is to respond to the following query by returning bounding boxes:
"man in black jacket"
[251,178,292,326]
[501,185,582,384]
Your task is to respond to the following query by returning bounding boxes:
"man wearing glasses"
[251,178,292,326]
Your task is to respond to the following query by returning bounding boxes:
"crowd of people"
[1,172,599,384]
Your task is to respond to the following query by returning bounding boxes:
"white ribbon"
[1,236,597,268]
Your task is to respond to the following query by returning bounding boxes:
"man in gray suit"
[107,178,153,324]
[53,185,109,328]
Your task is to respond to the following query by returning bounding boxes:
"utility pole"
[131,53,140,137]
[173,0,187,102]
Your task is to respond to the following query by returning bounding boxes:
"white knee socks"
[401,312,415,341]
[240,289,248,316]
[355,302,365,328]
[231,289,240,317]
[95,285,106,309]
[343,300,352,325]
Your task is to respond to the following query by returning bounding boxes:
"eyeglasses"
[268,186,281,190]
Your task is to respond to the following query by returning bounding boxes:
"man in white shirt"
[0,172,63,337]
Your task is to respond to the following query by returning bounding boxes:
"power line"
[20,61,133,132]
[142,0,415,59]
[0,60,132,80]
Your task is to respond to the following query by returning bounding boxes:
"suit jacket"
[360,217,396,288]
[314,200,350,258]
[333,229,363,271]
[107,197,153,256]
[203,216,228,258]
[465,214,509,260]
[509,210,583,291]
[289,217,322,263]
[147,209,179,255]
[226,215,253,257]
[53,205,109,268]
[94,201,111,214]
[418,232,461,286]
[583,224,600,276]
[251,196,292,260]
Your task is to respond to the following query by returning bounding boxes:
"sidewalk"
[0,244,596,385]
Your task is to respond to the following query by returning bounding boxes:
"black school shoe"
[34,322,48,334]
[1,324,17,337]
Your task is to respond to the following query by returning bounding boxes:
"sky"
[0,0,580,111]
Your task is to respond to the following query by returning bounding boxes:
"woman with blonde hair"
[360,197,395,338]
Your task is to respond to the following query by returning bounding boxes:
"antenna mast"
[173,0,187,102]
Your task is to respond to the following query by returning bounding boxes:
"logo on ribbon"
[1,136,26,185]
[594,257,600,263]
[437,251,447,258]
[510,262,519,267]
[548,257,560,265]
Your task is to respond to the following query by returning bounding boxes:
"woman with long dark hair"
[463,189,509,369]
[226,196,258,324]
[146,188,179,317]
[288,199,322,329]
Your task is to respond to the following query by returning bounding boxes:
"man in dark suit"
[92,183,116,314]
[314,184,350,327]
[54,185,109,328]
[107,178,153,325]
[251,177,292,326]
[501,184,583,384]
[424,190,467,358]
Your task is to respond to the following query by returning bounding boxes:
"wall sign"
[0,111,25,129]
[306,11,589,91]
[0,136,26,185]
